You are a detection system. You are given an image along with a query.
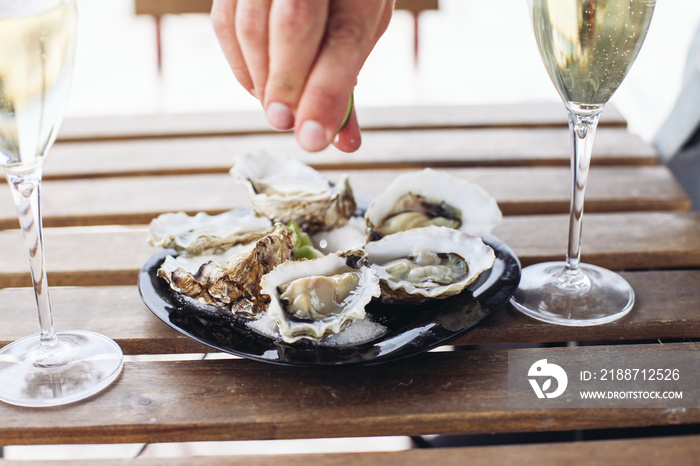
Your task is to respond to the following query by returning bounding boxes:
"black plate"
[138,235,521,367]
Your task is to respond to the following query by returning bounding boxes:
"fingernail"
[266,102,294,130]
[249,89,258,99]
[298,120,327,152]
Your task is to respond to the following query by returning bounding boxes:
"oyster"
[365,169,502,241]
[363,226,496,303]
[231,152,356,234]
[260,250,381,343]
[148,210,273,256]
[157,224,295,316]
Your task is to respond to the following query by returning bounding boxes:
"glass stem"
[5,167,58,350]
[564,107,602,280]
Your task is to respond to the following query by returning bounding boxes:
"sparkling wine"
[511,0,654,326]
[531,0,655,107]
[0,1,123,408]
[0,0,76,172]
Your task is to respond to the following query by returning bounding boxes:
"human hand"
[211,0,394,153]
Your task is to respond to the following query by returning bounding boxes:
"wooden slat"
[460,269,700,345]
[135,0,212,15]
[0,285,197,355]
[0,166,689,230]
[46,126,655,180]
[134,0,442,17]
[57,104,627,143]
[0,344,697,445]
[395,0,439,13]
[0,270,698,354]
[3,436,698,466]
[493,211,700,270]
[1,212,699,289]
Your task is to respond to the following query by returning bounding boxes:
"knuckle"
[210,3,234,36]
[235,5,267,42]
[304,85,344,112]
[276,0,319,33]
[268,75,297,97]
[325,12,367,48]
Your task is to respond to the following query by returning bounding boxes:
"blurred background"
[66,0,700,144]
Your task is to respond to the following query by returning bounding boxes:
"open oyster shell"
[231,152,356,234]
[260,250,381,343]
[363,226,496,303]
[365,168,502,241]
[148,210,273,256]
[157,224,295,316]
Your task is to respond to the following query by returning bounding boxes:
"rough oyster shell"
[363,226,496,303]
[231,152,356,234]
[365,168,502,241]
[157,224,295,316]
[260,250,381,343]
[148,210,273,256]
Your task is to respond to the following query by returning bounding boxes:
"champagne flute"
[510,0,655,325]
[0,0,123,406]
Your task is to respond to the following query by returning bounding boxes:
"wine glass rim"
[0,0,73,20]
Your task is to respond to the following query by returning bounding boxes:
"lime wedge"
[288,221,323,260]
[340,93,354,130]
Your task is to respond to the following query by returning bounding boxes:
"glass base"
[510,262,634,326]
[0,330,123,407]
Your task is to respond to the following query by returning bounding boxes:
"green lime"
[340,93,354,130]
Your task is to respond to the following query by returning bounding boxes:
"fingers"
[211,0,255,95]
[294,0,392,152]
[212,0,395,152]
[264,0,329,130]
[372,0,395,44]
[234,0,272,101]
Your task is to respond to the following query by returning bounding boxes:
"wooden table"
[0,103,698,464]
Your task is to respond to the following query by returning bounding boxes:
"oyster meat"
[148,210,273,256]
[260,250,381,343]
[365,168,502,241]
[364,226,496,303]
[157,224,295,316]
[231,152,356,234]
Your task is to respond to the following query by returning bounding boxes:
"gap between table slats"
[1,435,698,465]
